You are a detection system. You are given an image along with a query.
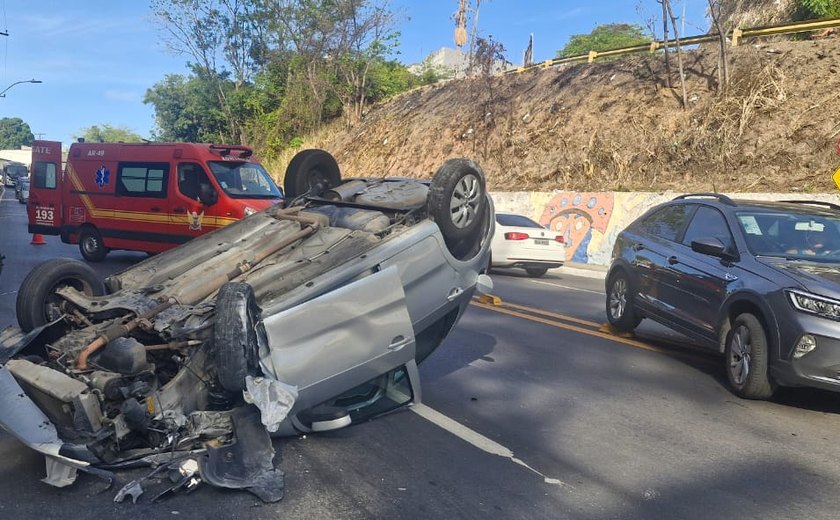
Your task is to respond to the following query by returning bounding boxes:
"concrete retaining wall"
[490,191,840,266]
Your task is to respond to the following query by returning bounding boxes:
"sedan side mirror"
[199,183,218,206]
[691,237,737,261]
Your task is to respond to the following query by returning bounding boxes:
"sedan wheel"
[725,313,775,399]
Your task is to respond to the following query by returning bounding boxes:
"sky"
[0,0,710,147]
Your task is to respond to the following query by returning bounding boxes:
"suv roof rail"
[779,200,840,212]
[671,193,736,206]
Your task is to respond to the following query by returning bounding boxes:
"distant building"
[0,147,32,168]
[408,47,512,79]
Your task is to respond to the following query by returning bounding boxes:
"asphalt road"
[2,187,840,519]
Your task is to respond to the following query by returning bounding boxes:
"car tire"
[427,159,488,259]
[79,226,108,262]
[16,258,106,332]
[725,313,775,399]
[526,267,548,278]
[605,270,641,332]
[283,149,342,199]
[213,282,265,392]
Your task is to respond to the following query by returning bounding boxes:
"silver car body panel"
[261,264,416,412]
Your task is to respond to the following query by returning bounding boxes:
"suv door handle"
[150,206,162,212]
[173,207,186,214]
[632,243,644,251]
[667,256,679,265]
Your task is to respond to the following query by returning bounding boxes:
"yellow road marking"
[471,301,671,354]
[499,300,602,328]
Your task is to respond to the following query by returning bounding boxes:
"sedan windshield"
[737,208,840,261]
[207,161,282,199]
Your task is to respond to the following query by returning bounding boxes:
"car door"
[28,140,62,235]
[173,162,219,239]
[630,204,696,319]
[667,205,739,341]
[260,264,416,414]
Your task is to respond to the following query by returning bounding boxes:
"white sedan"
[489,212,565,277]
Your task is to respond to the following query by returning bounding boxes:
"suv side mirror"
[691,237,736,260]
[199,183,218,206]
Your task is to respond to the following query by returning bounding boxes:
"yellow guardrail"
[505,17,840,75]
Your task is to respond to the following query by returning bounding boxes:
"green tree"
[0,117,34,149]
[74,124,145,143]
[556,23,651,59]
[799,0,840,17]
[144,70,236,143]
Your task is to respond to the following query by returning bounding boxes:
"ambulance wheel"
[213,282,265,392]
[16,258,106,332]
[427,159,488,259]
[79,226,108,262]
[283,149,341,199]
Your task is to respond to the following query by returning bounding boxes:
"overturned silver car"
[0,150,494,502]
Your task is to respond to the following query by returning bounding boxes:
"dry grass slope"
[273,37,840,194]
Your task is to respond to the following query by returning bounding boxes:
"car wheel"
[213,282,265,392]
[79,226,108,262]
[725,313,775,399]
[427,159,488,259]
[16,258,106,332]
[605,271,641,332]
[283,149,341,199]
[526,267,548,278]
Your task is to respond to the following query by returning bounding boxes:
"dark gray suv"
[606,194,840,399]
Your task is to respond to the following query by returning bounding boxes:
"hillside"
[302,37,840,194]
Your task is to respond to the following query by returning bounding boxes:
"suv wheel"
[725,313,775,399]
[606,271,641,332]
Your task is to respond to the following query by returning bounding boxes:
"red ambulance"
[28,140,284,261]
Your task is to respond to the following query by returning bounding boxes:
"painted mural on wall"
[539,192,614,263]
[492,191,840,266]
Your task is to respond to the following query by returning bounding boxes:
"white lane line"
[529,279,604,295]
[0,291,17,296]
[411,403,569,488]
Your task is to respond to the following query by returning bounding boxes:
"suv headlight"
[244,206,257,216]
[787,290,840,321]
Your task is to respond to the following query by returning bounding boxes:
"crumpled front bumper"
[0,366,109,487]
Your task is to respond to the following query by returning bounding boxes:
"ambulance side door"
[115,162,172,242]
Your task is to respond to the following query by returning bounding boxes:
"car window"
[117,162,169,198]
[737,209,840,260]
[682,206,733,247]
[207,161,282,199]
[496,214,542,228]
[33,161,57,190]
[635,204,695,242]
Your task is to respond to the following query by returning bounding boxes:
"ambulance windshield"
[207,161,283,199]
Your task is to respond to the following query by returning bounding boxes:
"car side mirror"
[199,184,218,206]
[691,237,736,260]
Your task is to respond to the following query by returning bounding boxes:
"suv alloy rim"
[729,325,752,385]
[609,278,627,320]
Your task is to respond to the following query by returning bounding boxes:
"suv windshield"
[207,161,282,199]
[736,208,840,261]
